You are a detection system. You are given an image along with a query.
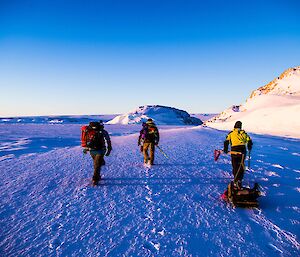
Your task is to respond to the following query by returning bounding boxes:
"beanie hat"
[234,121,242,129]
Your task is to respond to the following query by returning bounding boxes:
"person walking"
[84,121,112,185]
[223,121,253,188]
[138,119,159,166]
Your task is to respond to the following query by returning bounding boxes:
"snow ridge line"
[250,210,300,250]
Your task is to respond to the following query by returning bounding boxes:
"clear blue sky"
[1,0,300,116]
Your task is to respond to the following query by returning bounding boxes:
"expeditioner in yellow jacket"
[224,121,253,188]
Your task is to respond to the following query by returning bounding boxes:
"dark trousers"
[90,153,104,182]
[143,142,155,164]
[231,153,245,183]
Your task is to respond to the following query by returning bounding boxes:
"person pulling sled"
[222,121,260,207]
[223,121,253,188]
[81,121,112,185]
[138,119,160,166]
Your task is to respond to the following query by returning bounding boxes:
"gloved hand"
[83,148,88,154]
[155,141,159,146]
[140,146,143,152]
[224,140,229,154]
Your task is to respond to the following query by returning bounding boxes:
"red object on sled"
[221,190,228,201]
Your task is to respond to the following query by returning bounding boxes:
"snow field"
[0,124,299,256]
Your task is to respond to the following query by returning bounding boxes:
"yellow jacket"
[226,128,251,147]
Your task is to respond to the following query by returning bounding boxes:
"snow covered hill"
[205,66,300,138]
[250,67,300,98]
[107,105,202,125]
[0,124,299,256]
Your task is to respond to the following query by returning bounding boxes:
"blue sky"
[0,0,300,116]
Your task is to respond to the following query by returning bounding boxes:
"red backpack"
[81,125,97,148]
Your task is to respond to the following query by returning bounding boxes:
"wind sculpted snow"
[0,124,299,256]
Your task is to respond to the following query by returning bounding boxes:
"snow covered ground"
[0,124,299,256]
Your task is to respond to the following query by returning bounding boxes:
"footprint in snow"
[290,206,300,213]
[142,214,153,221]
[157,228,166,236]
[49,238,64,250]
[290,219,300,225]
[151,227,166,236]
[265,171,280,177]
[143,241,160,252]
[74,187,87,198]
[145,196,153,203]
[47,222,63,232]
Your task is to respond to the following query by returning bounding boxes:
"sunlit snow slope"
[206,66,300,138]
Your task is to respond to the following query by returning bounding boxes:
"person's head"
[89,120,104,130]
[234,121,242,129]
[146,118,155,125]
[99,120,104,130]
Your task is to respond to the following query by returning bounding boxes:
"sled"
[222,181,261,208]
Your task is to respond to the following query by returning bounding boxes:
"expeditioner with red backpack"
[81,121,112,185]
[138,118,160,165]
